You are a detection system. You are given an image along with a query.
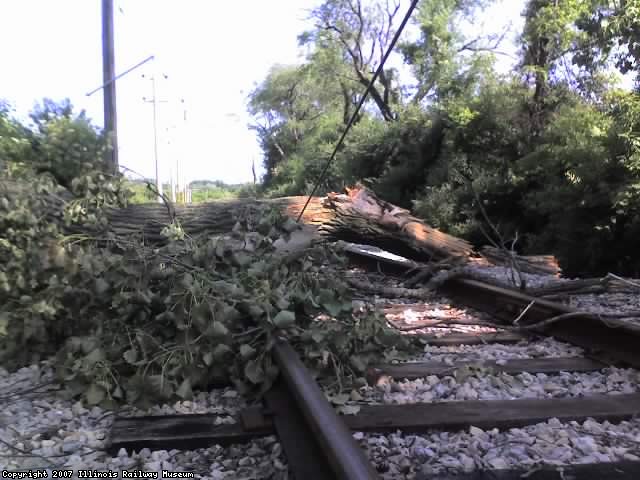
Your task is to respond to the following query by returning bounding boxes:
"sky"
[1,0,607,186]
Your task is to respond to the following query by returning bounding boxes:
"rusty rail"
[272,340,380,480]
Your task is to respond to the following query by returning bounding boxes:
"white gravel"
[417,337,585,363]
[359,367,640,404]
[356,417,640,478]
[0,362,288,479]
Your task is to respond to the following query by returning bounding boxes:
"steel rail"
[342,244,640,368]
[272,339,380,480]
[441,278,640,368]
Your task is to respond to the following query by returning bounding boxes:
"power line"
[296,0,420,222]
[86,55,154,97]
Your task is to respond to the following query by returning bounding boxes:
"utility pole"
[167,127,176,203]
[179,98,186,203]
[142,73,168,202]
[101,0,118,173]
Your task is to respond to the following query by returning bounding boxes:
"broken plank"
[419,461,640,480]
[344,393,640,433]
[367,357,606,383]
[418,331,526,346]
[107,414,272,454]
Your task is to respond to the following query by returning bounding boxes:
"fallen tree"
[102,186,474,261]
[3,179,560,276]
[103,185,559,276]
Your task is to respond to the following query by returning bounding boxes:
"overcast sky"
[0,0,545,185]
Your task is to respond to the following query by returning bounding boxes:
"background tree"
[247,0,640,276]
[576,0,640,84]
[301,0,404,121]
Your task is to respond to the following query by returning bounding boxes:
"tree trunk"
[4,179,560,276]
[103,185,475,262]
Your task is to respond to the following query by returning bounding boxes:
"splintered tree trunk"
[318,186,475,261]
[103,185,560,275]
[4,177,559,276]
[104,186,475,262]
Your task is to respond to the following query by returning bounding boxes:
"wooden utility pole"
[102,0,118,172]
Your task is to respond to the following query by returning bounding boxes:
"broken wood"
[478,246,561,276]
[321,186,475,261]
[526,274,640,297]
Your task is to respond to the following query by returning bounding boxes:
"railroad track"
[107,246,640,479]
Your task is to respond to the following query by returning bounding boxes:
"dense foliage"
[0,101,405,407]
[249,0,640,276]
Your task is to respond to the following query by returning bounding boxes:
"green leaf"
[276,297,290,310]
[249,304,264,319]
[123,348,138,364]
[232,252,252,266]
[273,310,296,328]
[181,273,194,288]
[239,344,256,359]
[210,321,229,338]
[311,331,325,343]
[324,301,343,317]
[221,305,241,322]
[203,352,214,366]
[0,313,8,336]
[318,289,343,316]
[212,344,232,359]
[86,383,106,405]
[176,378,193,399]
[85,348,105,366]
[248,260,267,277]
[215,240,225,258]
[95,278,109,295]
[112,385,123,399]
[350,355,367,373]
[244,359,265,384]
[192,302,211,330]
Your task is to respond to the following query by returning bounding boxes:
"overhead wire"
[296,0,420,222]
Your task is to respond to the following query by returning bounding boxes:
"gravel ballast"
[418,337,585,362]
[356,417,640,479]
[2,253,639,479]
[360,367,640,404]
[0,362,288,479]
